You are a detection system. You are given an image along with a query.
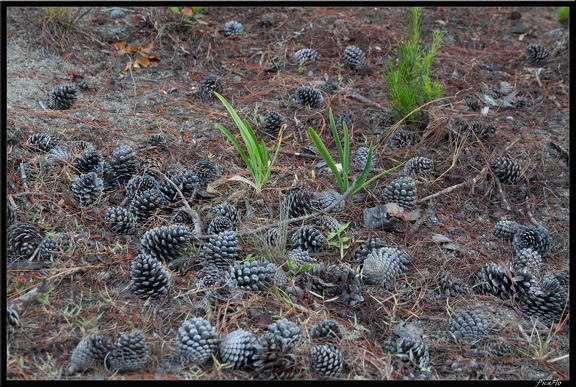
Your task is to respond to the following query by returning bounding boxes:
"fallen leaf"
[136,56,151,68]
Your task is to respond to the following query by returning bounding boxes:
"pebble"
[110,9,126,18]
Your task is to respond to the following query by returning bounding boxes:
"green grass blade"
[342,121,350,185]
[215,123,254,174]
[350,143,373,195]
[308,127,344,191]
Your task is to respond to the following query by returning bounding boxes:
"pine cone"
[138,156,164,179]
[310,319,344,341]
[7,307,20,327]
[71,172,104,206]
[263,111,286,137]
[520,279,568,326]
[438,272,470,297]
[343,45,366,69]
[293,86,324,108]
[229,260,278,291]
[44,144,73,167]
[315,214,343,233]
[193,264,230,288]
[39,236,61,260]
[310,343,343,378]
[198,74,223,99]
[354,237,387,264]
[286,248,317,268]
[140,224,192,263]
[388,129,421,148]
[265,227,280,246]
[7,222,43,262]
[98,161,120,192]
[384,337,430,370]
[223,20,244,37]
[48,83,78,110]
[212,203,241,224]
[194,159,224,188]
[489,340,515,358]
[290,225,326,252]
[71,140,93,152]
[176,317,219,364]
[147,133,167,148]
[472,262,535,300]
[512,225,552,258]
[106,145,137,186]
[361,247,409,288]
[108,330,148,372]
[199,230,240,269]
[129,253,171,298]
[282,189,314,218]
[26,132,63,153]
[171,208,196,225]
[492,220,521,242]
[449,310,489,344]
[158,169,200,202]
[7,201,15,227]
[334,113,354,130]
[125,174,159,200]
[304,263,363,306]
[353,146,371,170]
[403,156,433,176]
[490,156,521,184]
[293,48,320,65]
[267,318,302,347]
[67,333,112,374]
[525,43,550,66]
[128,187,169,220]
[253,332,299,380]
[381,176,417,210]
[206,216,234,235]
[512,248,543,274]
[313,189,345,214]
[218,329,260,369]
[74,147,103,174]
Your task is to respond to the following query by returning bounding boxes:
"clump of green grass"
[44,7,87,30]
[558,7,569,27]
[382,7,443,124]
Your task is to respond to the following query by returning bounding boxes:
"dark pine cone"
[7,307,20,327]
[67,333,112,374]
[310,343,343,378]
[199,230,240,269]
[47,83,78,110]
[171,208,196,225]
[129,253,171,299]
[128,187,169,221]
[253,332,299,380]
[388,129,421,149]
[229,260,278,291]
[39,236,61,260]
[438,272,470,297]
[490,156,521,184]
[108,330,148,373]
[489,340,515,358]
[293,86,324,108]
[520,278,568,327]
[286,248,317,268]
[206,216,234,235]
[353,146,372,170]
[403,156,433,176]
[472,262,535,300]
[512,225,552,258]
[176,317,219,364]
[512,248,543,274]
[290,225,326,252]
[315,214,343,233]
[525,43,550,66]
[383,336,430,370]
[333,113,354,130]
[105,145,137,186]
[194,159,224,188]
[354,237,387,264]
[292,48,320,65]
[361,247,409,289]
[44,144,73,167]
[223,20,244,36]
[381,176,417,210]
[7,222,43,262]
[198,74,223,99]
[343,45,366,69]
[7,201,15,227]
[74,147,103,174]
[265,227,280,247]
[158,169,200,202]
[212,203,241,224]
[492,220,521,242]
[304,263,364,306]
[125,174,159,200]
[26,132,63,153]
[449,310,489,345]
[282,189,314,218]
[138,156,164,178]
[263,111,286,137]
[266,318,302,347]
[140,224,192,263]
[313,189,345,214]
[310,319,344,341]
[218,329,260,370]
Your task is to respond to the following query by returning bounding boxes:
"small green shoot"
[169,6,202,25]
[558,7,569,26]
[326,221,352,261]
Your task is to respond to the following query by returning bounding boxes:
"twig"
[525,193,543,228]
[417,167,488,204]
[7,278,52,315]
[339,86,393,114]
[494,178,512,211]
[267,148,322,160]
[18,162,29,190]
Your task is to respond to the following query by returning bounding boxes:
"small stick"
[7,278,52,316]
[18,162,29,190]
[494,178,512,211]
[417,167,488,204]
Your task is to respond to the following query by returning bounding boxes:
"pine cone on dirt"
[265,227,280,247]
[286,248,317,268]
[333,113,354,130]
[315,214,343,233]
[489,340,515,358]
[176,317,219,364]
[512,248,543,274]
[253,331,300,380]
[313,189,345,214]
[199,230,240,269]
[47,83,78,110]
[490,156,521,184]
[212,203,241,225]
[108,330,148,372]
[293,48,320,65]
[361,246,410,289]
[383,336,430,370]
[438,272,471,297]
[26,132,63,153]
[7,222,43,262]
[525,43,551,66]
[403,156,433,176]
[293,86,324,108]
[71,171,104,206]
[194,159,224,188]
[218,328,260,369]
[106,145,137,185]
[448,310,489,345]
[7,201,15,227]
[104,207,136,235]
[492,220,521,242]
[74,147,103,174]
[44,144,73,167]
[129,253,171,298]
[125,174,159,200]
[67,333,112,374]
[304,263,364,306]
[138,156,164,179]
[381,176,417,210]
[472,262,535,300]
[263,111,286,137]
[290,225,326,252]
[266,318,302,347]
[223,20,244,36]
[388,129,421,149]
[7,307,20,328]
[310,343,343,378]
[310,319,344,341]
[206,215,234,235]
[39,236,61,260]
[140,224,192,263]
[520,278,568,327]
[512,225,552,258]
[343,45,366,69]
[198,74,223,99]
[229,260,278,291]
[171,208,196,225]
[353,146,371,170]
[158,169,201,202]
[354,237,387,264]
[128,187,169,220]
[282,189,315,218]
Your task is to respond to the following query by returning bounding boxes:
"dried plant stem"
[418,166,488,204]
[494,178,512,211]
[7,278,52,315]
